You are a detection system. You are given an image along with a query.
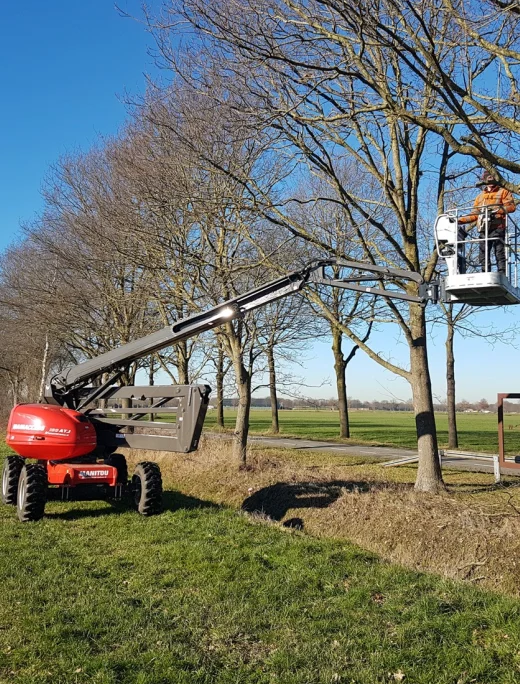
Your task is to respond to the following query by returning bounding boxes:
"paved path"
[204,431,520,478]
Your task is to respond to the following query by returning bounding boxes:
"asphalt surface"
[204,431,520,478]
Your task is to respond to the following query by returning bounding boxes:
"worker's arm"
[494,189,516,217]
[458,195,481,224]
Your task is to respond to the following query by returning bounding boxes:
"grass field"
[202,409,520,454]
[3,452,520,683]
[4,413,520,682]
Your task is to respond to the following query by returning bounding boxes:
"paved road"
[204,431,520,478]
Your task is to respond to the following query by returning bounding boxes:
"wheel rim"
[2,465,7,498]
[18,473,26,510]
[133,476,142,506]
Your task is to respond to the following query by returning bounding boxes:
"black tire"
[131,462,162,516]
[104,453,128,485]
[2,456,24,505]
[17,464,47,522]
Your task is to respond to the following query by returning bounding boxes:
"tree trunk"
[38,334,50,403]
[176,340,189,385]
[8,373,21,407]
[331,326,350,438]
[216,343,225,429]
[267,344,279,434]
[98,373,108,410]
[120,369,133,421]
[232,357,252,467]
[410,306,445,493]
[445,319,458,449]
[149,355,155,422]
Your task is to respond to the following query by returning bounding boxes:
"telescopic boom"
[46,257,438,407]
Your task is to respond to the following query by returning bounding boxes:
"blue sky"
[1,1,519,403]
[0,0,155,247]
[287,312,520,405]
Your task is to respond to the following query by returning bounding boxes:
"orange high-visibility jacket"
[459,187,516,230]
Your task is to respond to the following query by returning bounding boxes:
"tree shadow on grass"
[242,480,377,531]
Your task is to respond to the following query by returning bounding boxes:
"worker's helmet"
[477,170,499,187]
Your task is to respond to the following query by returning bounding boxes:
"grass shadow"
[46,487,219,520]
[162,490,220,512]
[448,480,520,494]
[46,503,129,520]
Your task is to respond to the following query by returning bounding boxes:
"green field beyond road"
[203,409,520,454]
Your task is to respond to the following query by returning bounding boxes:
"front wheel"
[17,464,47,522]
[131,462,162,516]
[2,456,24,505]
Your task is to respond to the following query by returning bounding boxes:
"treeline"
[229,397,513,413]
[1,0,519,493]
[232,397,417,411]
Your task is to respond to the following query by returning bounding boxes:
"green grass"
[4,487,520,683]
[201,409,520,453]
[3,414,520,682]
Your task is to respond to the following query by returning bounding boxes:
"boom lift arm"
[39,258,438,455]
[47,257,438,408]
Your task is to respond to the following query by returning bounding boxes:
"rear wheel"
[131,462,162,516]
[17,464,47,522]
[2,456,24,505]
[104,453,128,485]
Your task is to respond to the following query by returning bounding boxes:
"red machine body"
[46,461,117,487]
[6,404,97,461]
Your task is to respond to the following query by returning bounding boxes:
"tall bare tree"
[254,295,322,433]
[149,1,455,491]
[142,88,288,465]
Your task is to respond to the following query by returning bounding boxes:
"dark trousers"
[457,227,467,274]
[479,228,506,273]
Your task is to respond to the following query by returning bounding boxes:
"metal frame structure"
[86,385,211,454]
[434,206,520,306]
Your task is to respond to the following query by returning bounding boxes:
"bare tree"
[148,4,453,491]
[109,119,212,384]
[0,245,70,416]
[433,301,518,449]
[18,144,164,411]
[142,88,287,465]
[254,295,322,433]
[290,184,377,438]
[207,332,232,428]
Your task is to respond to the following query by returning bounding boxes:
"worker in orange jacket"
[459,171,516,274]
